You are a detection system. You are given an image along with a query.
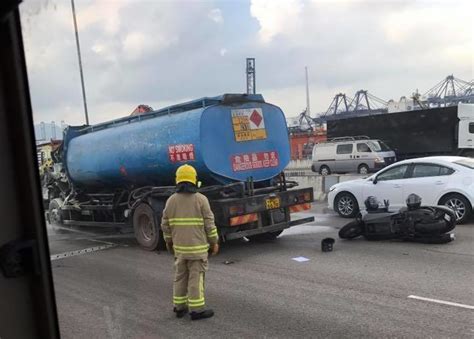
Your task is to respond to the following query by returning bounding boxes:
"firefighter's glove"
[210,243,219,256]
[166,241,174,255]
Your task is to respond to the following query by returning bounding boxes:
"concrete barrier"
[286,174,323,200]
[286,159,312,171]
[285,172,365,202]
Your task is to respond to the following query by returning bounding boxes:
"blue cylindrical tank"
[64,94,290,189]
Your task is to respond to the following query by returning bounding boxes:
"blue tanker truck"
[47,94,315,250]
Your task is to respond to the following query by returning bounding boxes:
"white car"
[328,156,474,223]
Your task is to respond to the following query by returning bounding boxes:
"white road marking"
[48,224,96,235]
[87,238,119,246]
[408,295,474,310]
[48,223,126,246]
[50,244,116,261]
[103,304,123,338]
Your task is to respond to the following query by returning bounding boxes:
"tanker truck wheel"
[133,203,163,251]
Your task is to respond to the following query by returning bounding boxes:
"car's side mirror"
[373,177,378,184]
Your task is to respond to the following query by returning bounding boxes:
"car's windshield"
[367,140,391,152]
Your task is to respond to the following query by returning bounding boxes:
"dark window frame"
[408,163,455,179]
[410,162,455,179]
[356,143,371,153]
[0,6,60,338]
[336,144,353,155]
[375,164,410,181]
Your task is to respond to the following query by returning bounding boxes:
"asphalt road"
[47,208,474,339]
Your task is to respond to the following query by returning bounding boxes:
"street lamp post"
[71,0,89,125]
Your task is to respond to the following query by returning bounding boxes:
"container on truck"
[47,94,315,250]
[327,104,474,160]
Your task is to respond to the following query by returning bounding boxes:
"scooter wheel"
[339,221,363,239]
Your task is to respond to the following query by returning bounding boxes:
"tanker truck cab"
[47,94,315,250]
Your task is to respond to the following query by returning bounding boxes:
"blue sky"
[21,0,473,126]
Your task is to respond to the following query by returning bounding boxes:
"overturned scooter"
[339,194,456,244]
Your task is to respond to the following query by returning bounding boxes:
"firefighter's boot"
[190,309,214,320]
[173,307,188,318]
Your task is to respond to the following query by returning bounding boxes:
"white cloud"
[382,5,473,46]
[208,8,223,23]
[250,0,304,43]
[74,0,129,35]
[91,43,104,54]
[122,32,146,59]
[121,31,179,61]
[250,0,472,115]
[20,0,222,125]
[19,0,473,126]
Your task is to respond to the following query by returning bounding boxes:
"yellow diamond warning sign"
[231,108,267,142]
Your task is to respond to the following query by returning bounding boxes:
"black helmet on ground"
[406,193,422,210]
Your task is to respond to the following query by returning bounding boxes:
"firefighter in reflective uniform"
[161,164,219,320]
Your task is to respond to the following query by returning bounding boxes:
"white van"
[311,136,397,175]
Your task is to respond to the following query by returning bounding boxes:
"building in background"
[34,121,66,142]
[289,128,326,160]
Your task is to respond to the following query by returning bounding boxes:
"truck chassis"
[47,174,315,250]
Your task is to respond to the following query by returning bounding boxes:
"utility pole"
[246,58,256,94]
[305,66,311,116]
[71,0,89,125]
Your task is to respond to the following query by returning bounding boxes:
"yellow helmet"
[176,164,197,185]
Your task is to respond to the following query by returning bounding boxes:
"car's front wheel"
[439,194,472,224]
[334,192,359,218]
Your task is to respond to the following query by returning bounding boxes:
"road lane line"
[49,224,130,237]
[88,238,119,246]
[50,244,116,261]
[48,225,105,238]
[408,295,474,310]
[48,224,127,246]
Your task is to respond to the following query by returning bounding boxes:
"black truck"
[327,104,473,160]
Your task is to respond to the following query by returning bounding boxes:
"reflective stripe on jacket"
[161,192,218,260]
